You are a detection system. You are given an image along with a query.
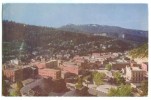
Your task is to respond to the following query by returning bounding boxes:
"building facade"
[46,60,58,68]
[141,62,148,72]
[38,68,61,80]
[3,66,38,82]
[60,62,80,75]
[126,66,145,83]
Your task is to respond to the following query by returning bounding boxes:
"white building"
[126,66,145,83]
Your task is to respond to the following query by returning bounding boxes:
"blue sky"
[2,4,148,30]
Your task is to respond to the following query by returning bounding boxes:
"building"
[38,68,61,80]
[60,62,80,75]
[3,68,21,82]
[32,60,58,69]
[10,58,21,65]
[46,60,58,68]
[141,62,148,78]
[33,62,46,69]
[20,78,52,96]
[130,61,140,67]
[141,62,148,72]
[126,66,145,83]
[111,62,130,70]
[110,59,130,70]
[91,53,101,59]
[3,65,38,82]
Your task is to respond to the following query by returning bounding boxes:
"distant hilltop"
[58,24,148,43]
[2,20,148,44]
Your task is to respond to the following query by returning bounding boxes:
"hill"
[59,24,148,43]
[2,21,139,63]
[129,43,148,58]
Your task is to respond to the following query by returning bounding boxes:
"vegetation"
[105,63,112,71]
[10,81,24,96]
[92,71,106,86]
[9,90,20,96]
[129,43,148,58]
[113,71,125,85]
[140,80,148,96]
[2,72,9,96]
[108,84,132,96]
[3,21,135,63]
[75,77,83,89]
[16,81,23,91]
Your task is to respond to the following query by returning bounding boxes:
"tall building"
[126,66,145,83]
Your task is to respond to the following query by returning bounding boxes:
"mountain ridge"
[58,24,148,43]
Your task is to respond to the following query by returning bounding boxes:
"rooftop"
[22,78,35,86]
[132,67,143,71]
[40,68,60,72]
[127,66,145,71]
[63,62,79,67]
[46,60,58,63]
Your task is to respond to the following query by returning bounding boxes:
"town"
[2,50,148,96]
[2,4,148,97]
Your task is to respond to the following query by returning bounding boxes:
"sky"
[2,4,148,30]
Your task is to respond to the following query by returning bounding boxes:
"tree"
[2,72,9,96]
[105,63,112,71]
[10,81,23,96]
[9,90,19,96]
[113,71,125,85]
[93,71,106,86]
[140,80,148,96]
[16,81,23,91]
[129,43,148,58]
[93,63,99,70]
[108,84,132,96]
[9,88,21,96]
[80,60,89,70]
[75,77,83,89]
[83,75,91,87]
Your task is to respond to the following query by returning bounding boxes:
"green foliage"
[83,75,92,87]
[76,77,83,89]
[141,80,148,96]
[93,71,106,86]
[2,72,9,96]
[2,80,8,96]
[9,81,23,96]
[3,21,135,64]
[108,84,132,96]
[113,71,121,84]
[113,71,125,85]
[16,81,23,91]
[9,89,21,96]
[105,63,112,71]
[129,43,148,58]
